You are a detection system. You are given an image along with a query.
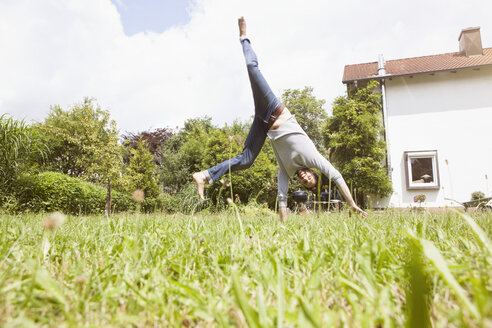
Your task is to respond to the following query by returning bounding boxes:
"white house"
[342,27,492,209]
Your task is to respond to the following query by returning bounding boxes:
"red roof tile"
[343,47,492,83]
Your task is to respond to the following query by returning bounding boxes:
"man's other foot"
[193,172,207,201]
[238,16,246,37]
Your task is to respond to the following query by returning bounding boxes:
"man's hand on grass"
[350,204,368,218]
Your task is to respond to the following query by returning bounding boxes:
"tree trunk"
[105,180,112,217]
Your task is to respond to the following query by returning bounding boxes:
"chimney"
[458,27,483,57]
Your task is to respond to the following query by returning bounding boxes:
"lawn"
[0,209,491,327]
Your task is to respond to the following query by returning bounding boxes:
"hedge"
[16,172,134,215]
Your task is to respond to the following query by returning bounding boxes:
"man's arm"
[277,169,289,222]
[276,150,290,222]
[336,180,368,218]
[310,154,367,218]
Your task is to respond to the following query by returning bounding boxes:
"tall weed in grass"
[0,211,490,327]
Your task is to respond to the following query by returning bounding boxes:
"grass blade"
[167,277,206,305]
[276,258,285,328]
[405,240,431,328]
[231,269,261,328]
[297,296,321,328]
[454,209,492,254]
[407,230,481,319]
[33,265,69,314]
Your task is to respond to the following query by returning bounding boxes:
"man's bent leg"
[207,118,266,181]
[195,117,266,193]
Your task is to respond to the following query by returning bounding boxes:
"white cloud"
[1,0,491,134]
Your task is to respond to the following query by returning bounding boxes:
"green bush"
[0,194,20,215]
[11,172,207,215]
[140,183,205,214]
[16,172,134,214]
[471,191,485,201]
[140,193,179,213]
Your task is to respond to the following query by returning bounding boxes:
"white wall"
[373,66,492,208]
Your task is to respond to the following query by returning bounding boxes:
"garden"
[1,84,490,327]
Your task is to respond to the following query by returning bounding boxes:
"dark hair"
[296,168,319,190]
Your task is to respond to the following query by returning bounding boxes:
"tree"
[36,98,121,183]
[158,117,215,193]
[157,115,278,207]
[122,127,173,165]
[0,114,45,194]
[125,140,160,199]
[281,87,328,149]
[324,80,392,204]
[35,98,122,214]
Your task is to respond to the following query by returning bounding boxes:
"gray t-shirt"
[267,116,344,207]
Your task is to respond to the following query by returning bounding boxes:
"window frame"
[404,150,440,190]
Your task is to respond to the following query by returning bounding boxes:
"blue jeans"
[205,38,281,183]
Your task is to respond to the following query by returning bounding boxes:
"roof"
[343,47,492,83]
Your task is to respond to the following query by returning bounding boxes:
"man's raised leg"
[238,16,246,37]
[191,17,273,200]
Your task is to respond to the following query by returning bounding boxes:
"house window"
[404,150,440,190]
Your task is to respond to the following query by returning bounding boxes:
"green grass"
[0,209,491,327]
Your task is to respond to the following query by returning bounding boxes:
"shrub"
[0,195,20,215]
[471,191,485,201]
[124,140,161,199]
[0,114,45,194]
[140,193,179,213]
[16,172,133,214]
[414,194,426,204]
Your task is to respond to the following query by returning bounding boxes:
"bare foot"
[238,16,246,37]
[192,172,206,201]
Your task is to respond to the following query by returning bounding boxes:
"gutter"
[378,54,392,180]
[342,62,492,84]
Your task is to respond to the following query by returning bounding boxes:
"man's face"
[298,169,316,189]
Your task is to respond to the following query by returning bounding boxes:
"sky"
[1,0,492,135]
